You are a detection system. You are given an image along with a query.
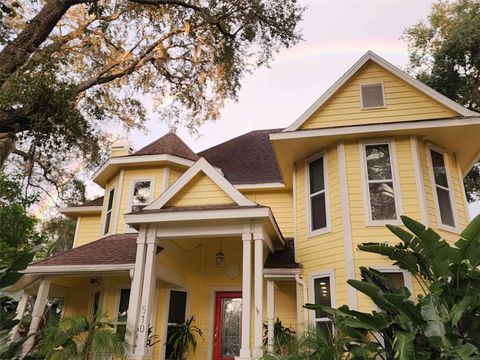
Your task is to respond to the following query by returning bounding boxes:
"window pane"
[117,289,130,322]
[369,182,397,220]
[314,277,331,318]
[220,297,242,357]
[383,272,405,288]
[107,188,115,210]
[365,144,392,180]
[168,291,187,324]
[437,187,455,227]
[309,157,324,194]
[311,193,327,230]
[133,181,151,205]
[104,212,111,234]
[431,150,448,188]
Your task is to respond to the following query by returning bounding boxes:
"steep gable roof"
[199,129,283,185]
[134,132,199,161]
[145,157,256,210]
[284,51,478,132]
[70,196,104,208]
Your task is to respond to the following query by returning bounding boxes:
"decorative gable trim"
[145,158,256,209]
[284,51,477,132]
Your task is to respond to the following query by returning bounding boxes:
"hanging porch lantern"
[216,240,225,268]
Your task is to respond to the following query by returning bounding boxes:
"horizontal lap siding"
[116,167,165,233]
[75,215,101,247]
[295,147,348,316]
[167,173,234,207]
[243,190,294,237]
[300,62,455,130]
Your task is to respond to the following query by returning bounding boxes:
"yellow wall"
[243,189,294,238]
[74,215,101,247]
[116,166,166,233]
[300,61,456,130]
[166,172,235,207]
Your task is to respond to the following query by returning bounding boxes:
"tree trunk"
[0,0,74,85]
[0,136,15,170]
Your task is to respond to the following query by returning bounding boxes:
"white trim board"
[284,50,477,132]
[59,206,102,215]
[145,157,256,209]
[24,264,134,274]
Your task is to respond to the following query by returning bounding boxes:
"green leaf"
[393,332,416,360]
[455,215,480,266]
[359,242,420,276]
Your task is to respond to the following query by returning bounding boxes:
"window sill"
[307,227,332,238]
[437,223,460,235]
[365,219,402,227]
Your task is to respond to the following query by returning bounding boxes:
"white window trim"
[162,288,191,360]
[125,177,156,233]
[305,151,331,237]
[103,185,116,236]
[309,270,336,327]
[359,82,386,110]
[359,139,403,226]
[426,142,460,233]
[113,284,131,330]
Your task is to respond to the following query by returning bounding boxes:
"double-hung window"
[312,273,334,337]
[104,188,115,235]
[429,148,456,228]
[362,142,400,223]
[130,180,153,213]
[165,290,188,359]
[115,288,130,341]
[307,155,328,234]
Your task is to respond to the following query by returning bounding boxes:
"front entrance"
[213,292,242,360]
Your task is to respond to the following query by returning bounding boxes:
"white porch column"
[266,280,275,353]
[126,225,148,353]
[22,278,50,357]
[11,291,29,341]
[134,226,158,359]
[238,231,252,360]
[253,235,264,359]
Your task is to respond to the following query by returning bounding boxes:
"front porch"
[16,206,303,360]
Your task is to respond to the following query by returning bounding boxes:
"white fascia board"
[272,117,480,141]
[234,183,285,190]
[58,206,102,214]
[284,51,477,132]
[263,268,301,276]
[146,157,255,209]
[23,264,134,274]
[126,207,271,224]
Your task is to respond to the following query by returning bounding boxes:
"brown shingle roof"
[198,129,283,185]
[70,196,104,207]
[134,132,199,161]
[264,238,301,269]
[31,234,138,266]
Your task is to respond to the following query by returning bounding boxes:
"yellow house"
[13,51,480,360]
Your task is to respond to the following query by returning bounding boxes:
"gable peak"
[134,132,199,161]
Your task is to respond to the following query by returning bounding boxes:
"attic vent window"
[360,83,385,109]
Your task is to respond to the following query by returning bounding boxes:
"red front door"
[213,292,242,360]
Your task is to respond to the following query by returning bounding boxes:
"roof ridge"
[133,132,199,160]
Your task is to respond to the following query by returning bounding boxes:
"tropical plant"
[261,324,375,360]
[166,316,203,360]
[29,314,127,360]
[306,214,480,360]
[263,318,296,355]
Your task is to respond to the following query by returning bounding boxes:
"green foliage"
[306,215,480,359]
[263,318,296,354]
[29,314,127,360]
[166,316,203,360]
[0,173,45,267]
[41,216,76,257]
[403,0,480,202]
[261,325,376,360]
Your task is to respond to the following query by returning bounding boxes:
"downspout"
[295,274,309,333]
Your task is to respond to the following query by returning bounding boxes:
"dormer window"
[360,83,385,109]
[130,179,154,213]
